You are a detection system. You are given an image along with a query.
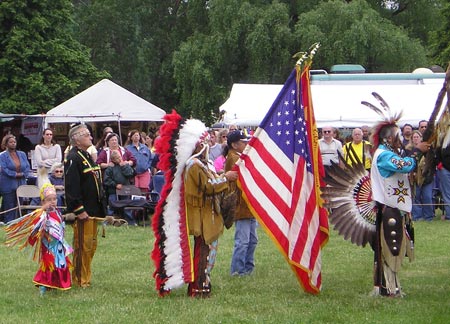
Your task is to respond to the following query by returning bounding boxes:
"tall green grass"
[1,219,449,324]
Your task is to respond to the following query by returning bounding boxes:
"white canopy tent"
[220,72,446,128]
[45,79,166,125]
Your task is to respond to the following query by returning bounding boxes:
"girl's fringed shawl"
[4,209,47,262]
[151,110,207,296]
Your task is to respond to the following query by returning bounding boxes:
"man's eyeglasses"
[54,170,64,173]
[323,130,332,134]
[76,132,91,138]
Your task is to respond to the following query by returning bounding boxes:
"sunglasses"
[54,170,64,173]
[323,130,332,134]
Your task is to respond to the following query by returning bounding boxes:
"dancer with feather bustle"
[364,93,429,297]
[323,92,430,297]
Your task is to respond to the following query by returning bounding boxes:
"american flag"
[236,66,329,294]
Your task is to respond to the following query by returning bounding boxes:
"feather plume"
[361,92,402,151]
[361,100,386,117]
[371,92,391,110]
[322,160,376,247]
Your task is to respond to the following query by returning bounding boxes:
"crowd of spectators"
[1,119,448,225]
[0,124,159,225]
[319,120,447,221]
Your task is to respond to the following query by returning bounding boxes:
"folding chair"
[16,185,41,217]
[151,172,165,198]
[115,185,147,226]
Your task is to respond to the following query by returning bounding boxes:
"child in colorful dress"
[4,183,73,296]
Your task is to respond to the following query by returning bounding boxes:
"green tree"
[430,0,450,69]
[73,0,201,112]
[294,0,429,72]
[0,0,108,114]
[173,0,295,123]
[365,0,444,47]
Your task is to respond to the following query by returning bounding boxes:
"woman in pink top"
[96,133,136,170]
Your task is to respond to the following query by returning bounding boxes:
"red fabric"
[33,250,72,290]
[236,66,329,294]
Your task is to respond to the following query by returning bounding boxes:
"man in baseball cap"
[224,129,257,277]
[226,130,250,146]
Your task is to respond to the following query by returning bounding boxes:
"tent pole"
[118,117,122,146]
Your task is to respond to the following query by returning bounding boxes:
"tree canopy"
[0,0,446,122]
[294,0,428,72]
[0,0,108,114]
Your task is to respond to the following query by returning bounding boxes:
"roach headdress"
[151,110,209,296]
[361,92,402,151]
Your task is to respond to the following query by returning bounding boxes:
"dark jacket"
[103,163,135,196]
[437,145,450,172]
[64,146,105,217]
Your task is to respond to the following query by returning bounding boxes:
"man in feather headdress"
[151,111,238,298]
[369,109,429,297]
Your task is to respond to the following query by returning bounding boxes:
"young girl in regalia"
[4,182,73,296]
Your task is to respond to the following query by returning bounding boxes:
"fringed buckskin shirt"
[184,158,229,244]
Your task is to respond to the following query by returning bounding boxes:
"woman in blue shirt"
[126,129,154,194]
[0,134,31,223]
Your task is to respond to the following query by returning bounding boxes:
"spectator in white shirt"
[319,126,343,166]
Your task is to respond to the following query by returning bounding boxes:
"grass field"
[1,217,450,324]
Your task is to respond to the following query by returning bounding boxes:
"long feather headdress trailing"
[361,92,402,150]
[151,110,209,296]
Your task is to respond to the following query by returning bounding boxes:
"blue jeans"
[1,191,18,223]
[230,218,258,275]
[411,182,434,221]
[438,168,450,219]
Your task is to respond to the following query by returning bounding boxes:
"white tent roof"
[45,79,166,124]
[220,73,446,128]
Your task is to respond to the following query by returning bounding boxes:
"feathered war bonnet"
[361,92,402,152]
[151,110,210,296]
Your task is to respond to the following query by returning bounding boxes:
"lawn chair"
[115,185,147,226]
[151,172,164,198]
[16,185,41,217]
